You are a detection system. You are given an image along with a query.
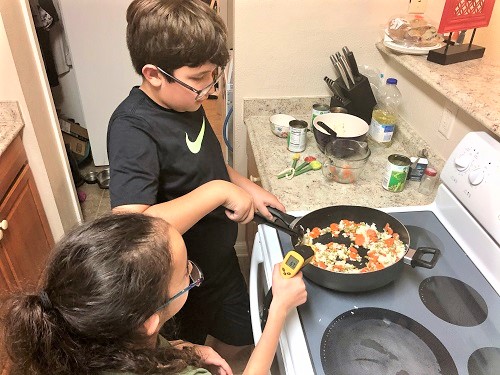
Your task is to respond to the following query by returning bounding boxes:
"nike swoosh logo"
[185,117,205,154]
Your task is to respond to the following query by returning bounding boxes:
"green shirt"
[101,335,212,375]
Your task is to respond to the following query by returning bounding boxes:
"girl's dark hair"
[1,213,202,374]
[126,0,230,76]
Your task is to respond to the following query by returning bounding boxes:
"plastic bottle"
[369,77,402,147]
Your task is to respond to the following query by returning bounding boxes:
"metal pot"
[254,206,439,292]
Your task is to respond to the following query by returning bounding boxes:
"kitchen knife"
[323,76,349,106]
[342,46,361,82]
[339,54,355,85]
[329,55,342,79]
[335,60,351,89]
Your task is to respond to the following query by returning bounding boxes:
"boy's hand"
[270,263,307,312]
[223,184,255,224]
[242,182,286,221]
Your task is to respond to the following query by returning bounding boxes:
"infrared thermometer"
[280,244,315,278]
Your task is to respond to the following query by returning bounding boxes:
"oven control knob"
[455,154,473,171]
[468,168,485,185]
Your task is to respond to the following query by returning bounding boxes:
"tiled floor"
[75,97,252,374]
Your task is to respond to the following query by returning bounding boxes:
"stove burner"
[321,307,457,375]
[468,347,500,375]
[419,276,488,326]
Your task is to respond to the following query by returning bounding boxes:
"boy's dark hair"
[126,0,230,76]
[1,213,202,374]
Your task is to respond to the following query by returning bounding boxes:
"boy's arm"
[226,165,285,220]
[113,180,254,234]
[242,264,307,375]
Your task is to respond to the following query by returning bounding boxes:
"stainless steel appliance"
[249,131,500,375]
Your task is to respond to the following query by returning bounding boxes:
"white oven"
[249,131,500,375]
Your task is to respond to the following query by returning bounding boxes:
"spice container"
[418,167,438,195]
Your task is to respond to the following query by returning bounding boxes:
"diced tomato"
[330,223,339,232]
[360,267,369,273]
[384,223,393,235]
[384,237,395,246]
[393,233,400,240]
[354,234,365,246]
[309,227,321,239]
[316,261,327,269]
[333,264,345,271]
[366,229,378,241]
[349,246,358,254]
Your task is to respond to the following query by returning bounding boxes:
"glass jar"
[418,166,438,195]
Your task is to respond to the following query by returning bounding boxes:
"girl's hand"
[270,263,307,312]
[194,345,233,375]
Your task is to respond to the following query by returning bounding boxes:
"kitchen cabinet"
[245,134,261,255]
[0,136,54,374]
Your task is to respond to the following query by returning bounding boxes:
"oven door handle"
[250,237,265,344]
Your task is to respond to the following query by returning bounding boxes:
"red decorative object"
[438,0,496,33]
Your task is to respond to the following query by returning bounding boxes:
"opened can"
[287,120,308,152]
[311,104,330,130]
[382,154,411,192]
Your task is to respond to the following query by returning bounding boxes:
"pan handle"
[404,247,440,269]
[253,208,302,237]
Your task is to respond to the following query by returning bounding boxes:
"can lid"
[386,77,398,85]
[424,167,437,176]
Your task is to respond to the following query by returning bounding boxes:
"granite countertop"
[376,42,500,137]
[246,102,444,212]
[0,102,24,156]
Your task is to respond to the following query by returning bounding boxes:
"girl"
[2,213,306,374]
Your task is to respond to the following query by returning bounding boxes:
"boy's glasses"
[155,260,203,312]
[156,66,224,101]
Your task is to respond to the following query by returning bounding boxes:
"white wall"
[233,0,499,175]
[0,0,82,239]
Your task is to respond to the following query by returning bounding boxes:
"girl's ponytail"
[3,291,65,374]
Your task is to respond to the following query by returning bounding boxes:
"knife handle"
[346,51,361,81]
[335,61,351,89]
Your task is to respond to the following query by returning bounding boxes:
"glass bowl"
[322,139,371,184]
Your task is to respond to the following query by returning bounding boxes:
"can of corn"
[311,104,330,130]
[382,154,411,192]
[287,120,308,152]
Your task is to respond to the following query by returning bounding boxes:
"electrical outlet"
[438,101,458,139]
[408,0,428,14]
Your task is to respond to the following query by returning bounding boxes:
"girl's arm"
[113,180,254,234]
[243,264,307,375]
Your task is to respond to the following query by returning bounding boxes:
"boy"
[107,0,285,357]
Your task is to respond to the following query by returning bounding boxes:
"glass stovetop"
[276,211,500,375]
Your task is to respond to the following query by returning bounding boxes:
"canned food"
[287,120,308,152]
[382,154,411,192]
[311,104,330,129]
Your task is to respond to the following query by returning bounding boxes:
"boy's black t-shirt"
[107,87,238,291]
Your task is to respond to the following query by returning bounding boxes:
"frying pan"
[255,205,439,292]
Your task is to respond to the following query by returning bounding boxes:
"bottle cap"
[424,167,437,176]
[386,78,398,85]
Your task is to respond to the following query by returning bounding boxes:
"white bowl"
[313,113,369,138]
[269,114,296,138]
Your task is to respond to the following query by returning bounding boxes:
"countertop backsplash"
[245,97,445,212]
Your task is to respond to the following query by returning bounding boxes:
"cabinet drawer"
[0,137,27,201]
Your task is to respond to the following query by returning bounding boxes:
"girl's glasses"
[156,66,224,101]
[155,260,203,312]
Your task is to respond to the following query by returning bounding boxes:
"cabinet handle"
[0,219,8,230]
[250,175,261,183]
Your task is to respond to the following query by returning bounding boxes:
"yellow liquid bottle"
[369,78,401,148]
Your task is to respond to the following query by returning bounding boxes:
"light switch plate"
[408,0,428,14]
[438,101,458,139]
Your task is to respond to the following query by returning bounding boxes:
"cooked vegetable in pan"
[303,220,406,273]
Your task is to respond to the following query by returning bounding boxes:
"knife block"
[330,74,377,124]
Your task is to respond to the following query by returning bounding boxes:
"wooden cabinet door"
[0,165,53,296]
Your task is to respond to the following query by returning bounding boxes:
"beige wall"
[0,0,81,239]
[233,0,499,175]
